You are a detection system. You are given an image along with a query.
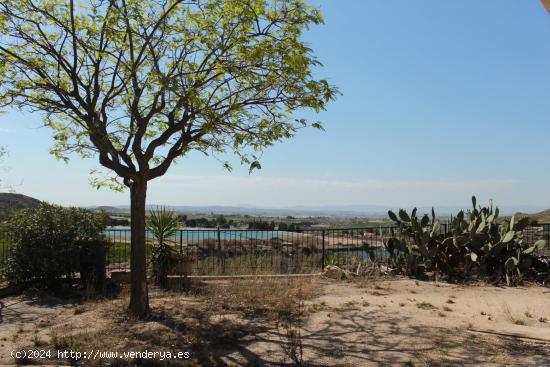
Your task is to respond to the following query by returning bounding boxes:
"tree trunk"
[129,178,149,317]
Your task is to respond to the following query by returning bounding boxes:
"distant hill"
[90,206,130,214]
[509,209,550,224]
[0,193,42,211]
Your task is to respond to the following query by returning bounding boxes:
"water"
[105,228,295,241]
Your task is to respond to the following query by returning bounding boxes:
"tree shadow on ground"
[141,299,550,366]
[3,285,550,366]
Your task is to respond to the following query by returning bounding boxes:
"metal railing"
[1,224,550,278]
[104,227,396,275]
[78,224,550,275]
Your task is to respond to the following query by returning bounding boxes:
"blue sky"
[1,1,550,209]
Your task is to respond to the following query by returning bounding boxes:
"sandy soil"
[0,278,549,366]
[230,279,550,366]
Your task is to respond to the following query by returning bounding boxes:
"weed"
[32,334,47,347]
[279,322,304,366]
[416,302,436,310]
[503,304,526,326]
[196,277,316,322]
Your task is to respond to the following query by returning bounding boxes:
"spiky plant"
[147,207,180,288]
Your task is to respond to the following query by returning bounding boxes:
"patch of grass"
[195,277,317,322]
[538,317,548,323]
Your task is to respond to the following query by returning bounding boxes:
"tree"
[0,0,337,317]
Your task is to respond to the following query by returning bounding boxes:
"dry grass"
[194,277,317,322]
[503,303,526,326]
[416,301,436,310]
[4,277,319,366]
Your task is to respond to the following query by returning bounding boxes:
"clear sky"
[1,0,550,209]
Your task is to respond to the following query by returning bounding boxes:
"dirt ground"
[0,277,549,366]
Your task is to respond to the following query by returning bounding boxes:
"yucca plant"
[147,207,180,288]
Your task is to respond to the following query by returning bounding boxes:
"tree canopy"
[0,0,337,186]
[0,0,337,317]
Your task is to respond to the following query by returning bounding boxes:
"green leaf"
[504,257,518,273]
[398,209,411,222]
[388,210,399,223]
[420,214,429,227]
[311,122,325,131]
[502,231,515,243]
[534,240,546,250]
[523,240,546,254]
[248,161,262,174]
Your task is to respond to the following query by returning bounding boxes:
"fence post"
[216,226,224,273]
[321,230,325,271]
[179,230,183,254]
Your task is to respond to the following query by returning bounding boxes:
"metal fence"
[1,224,550,278]
[105,227,396,275]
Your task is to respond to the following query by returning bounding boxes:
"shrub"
[148,207,180,288]
[4,203,108,289]
[79,239,107,292]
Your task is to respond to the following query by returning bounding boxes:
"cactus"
[386,196,547,285]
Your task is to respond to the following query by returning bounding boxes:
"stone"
[323,265,346,280]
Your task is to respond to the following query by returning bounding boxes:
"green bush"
[4,203,108,289]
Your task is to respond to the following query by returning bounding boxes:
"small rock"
[323,265,346,280]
